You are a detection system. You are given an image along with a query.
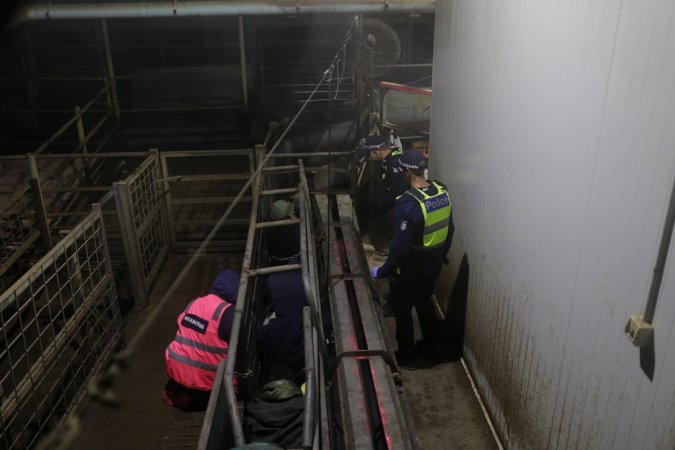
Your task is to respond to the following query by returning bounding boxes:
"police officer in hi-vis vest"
[364,134,409,212]
[163,269,239,410]
[370,150,454,371]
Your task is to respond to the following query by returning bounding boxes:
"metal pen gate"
[0,205,122,450]
[113,150,171,307]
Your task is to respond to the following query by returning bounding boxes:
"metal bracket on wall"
[625,314,654,347]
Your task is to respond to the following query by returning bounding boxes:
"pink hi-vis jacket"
[165,294,232,391]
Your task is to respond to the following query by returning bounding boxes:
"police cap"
[363,135,387,151]
[399,150,427,170]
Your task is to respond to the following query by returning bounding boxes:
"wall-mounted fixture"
[626,174,675,347]
[625,314,654,347]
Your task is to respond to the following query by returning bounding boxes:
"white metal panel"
[431,1,675,449]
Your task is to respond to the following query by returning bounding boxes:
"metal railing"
[298,160,329,449]
[190,46,359,442]
[0,185,40,291]
[0,205,122,450]
[113,150,171,307]
[325,192,415,449]
[0,80,121,292]
[198,144,329,448]
[0,81,117,160]
[159,149,255,253]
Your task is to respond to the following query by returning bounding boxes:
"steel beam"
[16,1,435,21]
[100,20,120,119]
[26,153,53,250]
[238,16,248,112]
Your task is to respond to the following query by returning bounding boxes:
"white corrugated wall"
[431,1,675,449]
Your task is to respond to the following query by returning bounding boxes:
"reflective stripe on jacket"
[165,294,231,391]
[404,181,452,248]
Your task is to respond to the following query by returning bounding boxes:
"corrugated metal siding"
[431,1,675,449]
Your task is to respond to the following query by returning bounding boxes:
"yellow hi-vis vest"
[404,181,452,248]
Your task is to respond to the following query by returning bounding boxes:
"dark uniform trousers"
[391,264,440,361]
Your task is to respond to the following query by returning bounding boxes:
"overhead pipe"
[15,1,435,22]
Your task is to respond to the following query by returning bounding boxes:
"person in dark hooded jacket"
[257,258,307,385]
[266,199,301,263]
[244,364,304,449]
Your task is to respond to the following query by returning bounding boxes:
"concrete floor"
[73,254,242,450]
[364,225,499,450]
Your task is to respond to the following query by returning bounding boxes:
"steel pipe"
[644,173,675,322]
[16,1,435,21]
[302,306,316,449]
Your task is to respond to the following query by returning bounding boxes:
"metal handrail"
[267,151,351,158]
[71,111,112,154]
[219,153,329,448]
[297,160,331,449]
[0,151,152,160]
[298,177,329,360]
[299,161,322,312]
[34,83,111,155]
[0,182,31,212]
[302,306,317,449]
[223,147,263,446]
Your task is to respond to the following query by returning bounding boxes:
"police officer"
[364,134,409,212]
[163,269,239,410]
[363,134,411,315]
[370,151,454,370]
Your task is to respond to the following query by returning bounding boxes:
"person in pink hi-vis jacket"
[163,269,239,411]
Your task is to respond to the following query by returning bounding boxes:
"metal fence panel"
[128,151,170,288]
[0,184,40,291]
[114,151,171,306]
[160,149,254,253]
[0,208,122,450]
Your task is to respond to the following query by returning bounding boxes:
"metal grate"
[0,184,41,288]
[128,153,170,286]
[128,156,162,232]
[0,208,122,450]
[139,209,170,286]
[114,151,171,306]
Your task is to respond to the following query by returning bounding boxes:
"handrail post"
[74,105,88,155]
[224,146,264,447]
[158,150,177,250]
[100,19,120,120]
[26,153,52,250]
[74,105,93,183]
[238,15,248,113]
[302,306,317,449]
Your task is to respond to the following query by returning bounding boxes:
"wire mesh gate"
[0,205,122,450]
[113,150,171,307]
